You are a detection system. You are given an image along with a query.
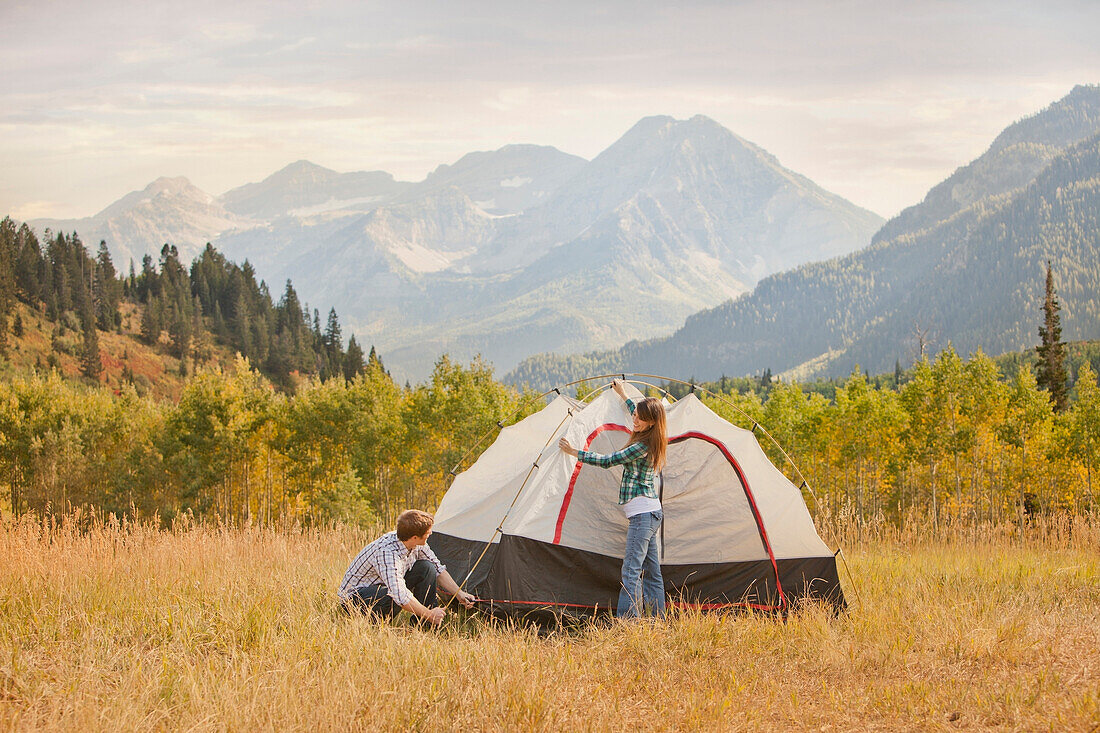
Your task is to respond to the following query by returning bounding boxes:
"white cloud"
[116,40,177,65]
[484,88,532,112]
[8,200,65,221]
[277,37,317,53]
[200,22,261,43]
[0,0,1097,220]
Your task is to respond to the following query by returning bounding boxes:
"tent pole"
[835,547,861,611]
[449,408,577,604]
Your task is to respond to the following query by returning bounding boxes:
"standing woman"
[559,379,668,619]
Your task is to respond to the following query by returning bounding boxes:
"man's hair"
[396,509,434,541]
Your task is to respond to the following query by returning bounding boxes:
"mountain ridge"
[28,114,886,380]
[506,86,1100,388]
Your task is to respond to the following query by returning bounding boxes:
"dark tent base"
[430,532,846,619]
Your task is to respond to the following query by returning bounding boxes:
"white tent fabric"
[435,385,832,563]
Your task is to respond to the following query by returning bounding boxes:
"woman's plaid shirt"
[576,398,658,504]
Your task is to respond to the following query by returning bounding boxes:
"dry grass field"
[1,513,1097,732]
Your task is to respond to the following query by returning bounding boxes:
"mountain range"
[507,85,1100,388]
[30,116,882,381]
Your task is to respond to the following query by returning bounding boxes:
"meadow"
[1,514,1097,732]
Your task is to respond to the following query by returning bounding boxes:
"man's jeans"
[345,559,439,619]
[617,509,666,618]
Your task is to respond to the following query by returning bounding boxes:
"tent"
[429,381,845,616]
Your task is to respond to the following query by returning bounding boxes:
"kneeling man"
[339,509,476,626]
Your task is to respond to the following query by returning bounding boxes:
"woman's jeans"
[617,510,666,618]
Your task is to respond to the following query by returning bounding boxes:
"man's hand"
[559,437,578,456]
[455,591,477,609]
[422,607,446,626]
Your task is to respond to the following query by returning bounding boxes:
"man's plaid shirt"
[337,531,446,606]
[576,398,658,505]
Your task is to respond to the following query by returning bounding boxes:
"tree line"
[0,343,1096,528]
[0,218,368,389]
[0,353,532,524]
[689,347,1097,527]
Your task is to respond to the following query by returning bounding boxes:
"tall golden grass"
[1,512,1097,731]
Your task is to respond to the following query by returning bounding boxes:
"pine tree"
[93,241,120,330]
[0,219,13,355]
[14,223,43,303]
[167,303,192,359]
[126,260,136,297]
[1036,261,1068,412]
[140,298,161,344]
[759,367,772,391]
[367,345,386,375]
[212,300,228,340]
[80,312,102,379]
[344,335,365,380]
[324,308,342,351]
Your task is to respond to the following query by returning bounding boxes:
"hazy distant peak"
[427,143,585,179]
[261,160,340,185]
[219,160,407,219]
[148,175,197,191]
[626,114,677,131]
[407,143,586,215]
[988,84,1100,155]
[282,159,332,173]
[496,142,568,154]
[95,176,211,219]
[608,114,756,158]
[872,84,1100,246]
[141,177,211,200]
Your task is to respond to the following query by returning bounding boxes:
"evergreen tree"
[758,367,772,391]
[93,241,120,330]
[1036,261,1068,412]
[367,345,386,375]
[167,303,192,359]
[140,298,161,344]
[80,313,102,379]
[0,218,15,354]
[136,255,157,303]
[344,335,365,380]
[323,308,344,380]
[277,280,304,339]
[212,299,227,340]
[234,292,252,358]
[53,252,71,314]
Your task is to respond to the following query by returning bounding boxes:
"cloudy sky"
[2,0,1097,221]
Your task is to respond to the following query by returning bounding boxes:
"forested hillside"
[0,217,371,395]
[508,86,1100,388]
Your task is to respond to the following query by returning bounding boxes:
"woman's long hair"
[628,397,667,472]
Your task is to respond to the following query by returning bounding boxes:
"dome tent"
[428,380,845,616]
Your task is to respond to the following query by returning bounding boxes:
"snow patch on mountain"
[390,241,476,273]
[288,196,390,217]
